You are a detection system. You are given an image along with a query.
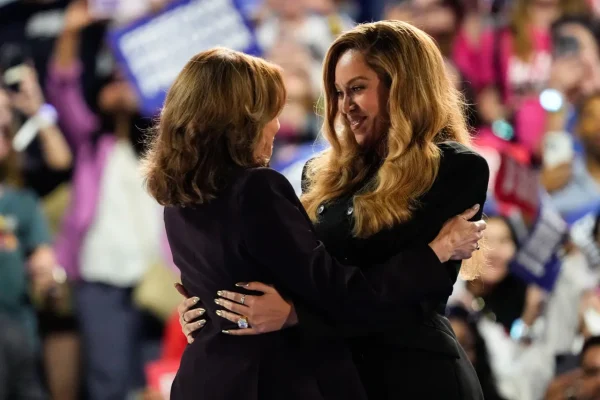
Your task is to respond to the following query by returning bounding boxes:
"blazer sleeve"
[239,168,452,330]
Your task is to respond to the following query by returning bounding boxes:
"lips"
[347,116,366,131]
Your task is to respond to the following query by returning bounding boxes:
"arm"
[45,0,99,148]
[239,168,453,326]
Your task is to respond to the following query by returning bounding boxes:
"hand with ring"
[175,283,206,344]
[214,282,297,335]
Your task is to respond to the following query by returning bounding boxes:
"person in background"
[447,305,507,400]
[547,92,600,220]
[0,86,57,400]
[47,2,168,399]
[539,15,600,199]
[474,0,588,154]
[544,336,600,400]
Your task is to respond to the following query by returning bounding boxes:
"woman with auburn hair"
[177,21,490,399]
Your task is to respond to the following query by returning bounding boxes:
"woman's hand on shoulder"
[175,283,206,344]
[215,282,298,336]
[429,204,486,262]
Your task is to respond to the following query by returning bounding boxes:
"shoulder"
[1,187,40,208]
[436,142,490,190]
[237,167,298,203]
[438,141,489,175]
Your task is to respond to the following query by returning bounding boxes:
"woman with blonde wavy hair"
[174,21,489,399]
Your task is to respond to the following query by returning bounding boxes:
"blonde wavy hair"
[302,21,484,279]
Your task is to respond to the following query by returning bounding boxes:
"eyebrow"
[335,76,370,88]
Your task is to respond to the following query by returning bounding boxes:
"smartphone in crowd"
[0,42,28,92]
[553,35,580,59]
[543,131,574,169]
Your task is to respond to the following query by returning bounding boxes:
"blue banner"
[108,0,262,116]
[509,193,568,291]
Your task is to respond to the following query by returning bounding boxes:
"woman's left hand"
[215,282,298,335]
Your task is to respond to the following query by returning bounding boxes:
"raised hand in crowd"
[8,65,72,170]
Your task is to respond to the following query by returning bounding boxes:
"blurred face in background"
[334,50,390,148]
[279,68,313,137]
[557,23,600,97]
[525,0,561,23]
[481,217,517,285]
[386,0,459,37]
[577,95,600,159]
[582,345,600,380]
[97,69,139,116]
[266,0,306,19]
[449,318,477,364]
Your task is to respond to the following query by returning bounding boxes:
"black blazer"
[165,161,460,399]
[296,141,490,399]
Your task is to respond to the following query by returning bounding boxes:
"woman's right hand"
[175,283,205,344]
[429,204,486,263]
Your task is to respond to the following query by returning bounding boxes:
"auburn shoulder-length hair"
[302,21,484,279]
[141,47,286,206]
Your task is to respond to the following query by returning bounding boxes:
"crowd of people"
[2,0,600,399]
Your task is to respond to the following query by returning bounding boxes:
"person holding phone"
[539,15,600,196]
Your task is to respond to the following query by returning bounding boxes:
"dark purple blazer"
[165,164,456,400]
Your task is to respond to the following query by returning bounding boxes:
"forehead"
[334,50,377,85]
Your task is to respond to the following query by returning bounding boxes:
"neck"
[114,113,131,141]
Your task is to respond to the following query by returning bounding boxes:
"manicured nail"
[197,308,205,316]
[216,310,223,317]
[217,290,224,296]
[214,298,221,305]
[198,320,206,327]
[222,330,230,334]
[193,297,200,303]
[472,204,480,211]
[235,282,248,287]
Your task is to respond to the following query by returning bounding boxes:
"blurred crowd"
[3,0,600,399]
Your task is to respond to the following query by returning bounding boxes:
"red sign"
[146,359,180,399]
[494,151,540,217]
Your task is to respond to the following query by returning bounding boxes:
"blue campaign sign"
[107,0,262,116]
[509,193,568,291]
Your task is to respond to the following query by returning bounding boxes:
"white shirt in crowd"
[80,140,163,287]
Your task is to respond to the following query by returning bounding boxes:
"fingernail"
[198,320,206,327]
[193,297,200,303]
[198,308,205,316]
[472,204,480,211]
[217,290,224,296]
[222,330,230,334]
[216,310,223,316]
[214,298,221,305]
[188,338,194,344]
[235,282,248,287]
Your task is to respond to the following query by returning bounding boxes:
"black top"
[165,150,467,399]
[296,141,490,399]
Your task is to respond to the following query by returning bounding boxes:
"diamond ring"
[240,295,246,305]
[238,316,249,329]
